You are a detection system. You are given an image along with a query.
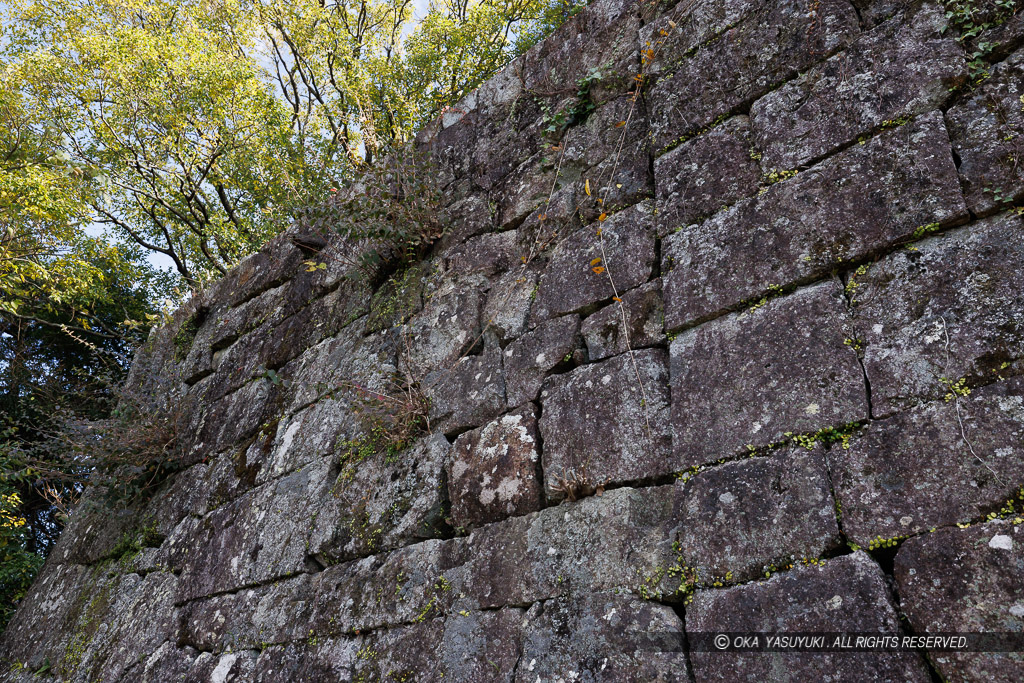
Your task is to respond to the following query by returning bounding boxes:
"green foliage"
[941,0,1022,82]
[0,486,44,632]
[303,148,446,278]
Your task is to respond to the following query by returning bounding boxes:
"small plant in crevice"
[940,0,1021,83]
[299,147,446,287]
[549,465,607,502]
[334,373,431,486]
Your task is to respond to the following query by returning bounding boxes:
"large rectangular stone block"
[461,486,675,609]
[447,405,544,529]
[539,348,673,495]
[670,446,841,584]
[686,552,932,682]
[534,201,657,321]
[669,281,867,468]
[662,111,967,331]
[945,46,1024,214]
[895,521,1024,683]
[750,3,967,169]
[516,592,689,682]
[654,115,761,234]
[830,377,1024,545]
[648,0,859,152]
[851,212,1024,417]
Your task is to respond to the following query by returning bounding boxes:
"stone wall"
[3,0,1024,680]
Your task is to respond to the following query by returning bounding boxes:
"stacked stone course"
[3,0,1024,680]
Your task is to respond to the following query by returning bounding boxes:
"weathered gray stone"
[309,433,449,563]
[503,314,581,408]
[521,0,640,114]
[443,230,520,279]
[137,647,257,683]
[174,460,329,601]
[462,486,675,609]
[560,94,654,220]
[830,377,1024,545]
[364,263,427,335]
[851,212,1024,417]
[751,3,967,169]
[178,573,316,653]
[648,0,860,151]
[895,521,1024,683]
[402,273,485,375]
[540,349,673,496]
[471,77,545,193]
[68,571,179,682]
[515,592,689,682]
[47,498,140,565]
[436,607,524,682]
[970,3,1024,61]
[662,112,967,330]
[671,446,842,584]
[0,563,94,671]
[580,279,665,361]
[448,405,543,529]
[535,201,657,320]
[0,564,179,682]
[654,116,761,234]
[947,46,1024,213]
[179,377,284,466]
[215,234,307,309]
[482,266,539,344]
[687,552,932,682]
[351,619,444,681]
[669,281,867,468]
[309,538,469,635]
[434,193,496,255]
[425,344,507,434]
[850,0,913,28]
[281,319,397,413]
[640,0,763,81]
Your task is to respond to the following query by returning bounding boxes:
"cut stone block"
[535,201,657,321]
[662,111,968,331]
[686,552,932,682]
[829,377,1024,545]
[515,592,689,682]
[309,433,450,564]
[581,279,665,362]
[895,521,1024,683]
[648,0,859,151]
[425,344,507,435]
[654,115,761,234]
[503,314,581,408]
[946,46,1024,214]
[539,349,673,496]
[671,446,842,584]
[448,405,543,529]
[669,281,867,468]
[463,486,675,609]
[852,212,1024,417]
[750,3,967,169]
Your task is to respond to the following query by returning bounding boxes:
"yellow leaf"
[584,179,591,196]
[592,266,605,274]
[614,120,626,128]
[612,296,622,302]
[598,212,607,221]
[590,257,602,266]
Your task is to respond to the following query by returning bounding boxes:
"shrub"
[301,147,445,284]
